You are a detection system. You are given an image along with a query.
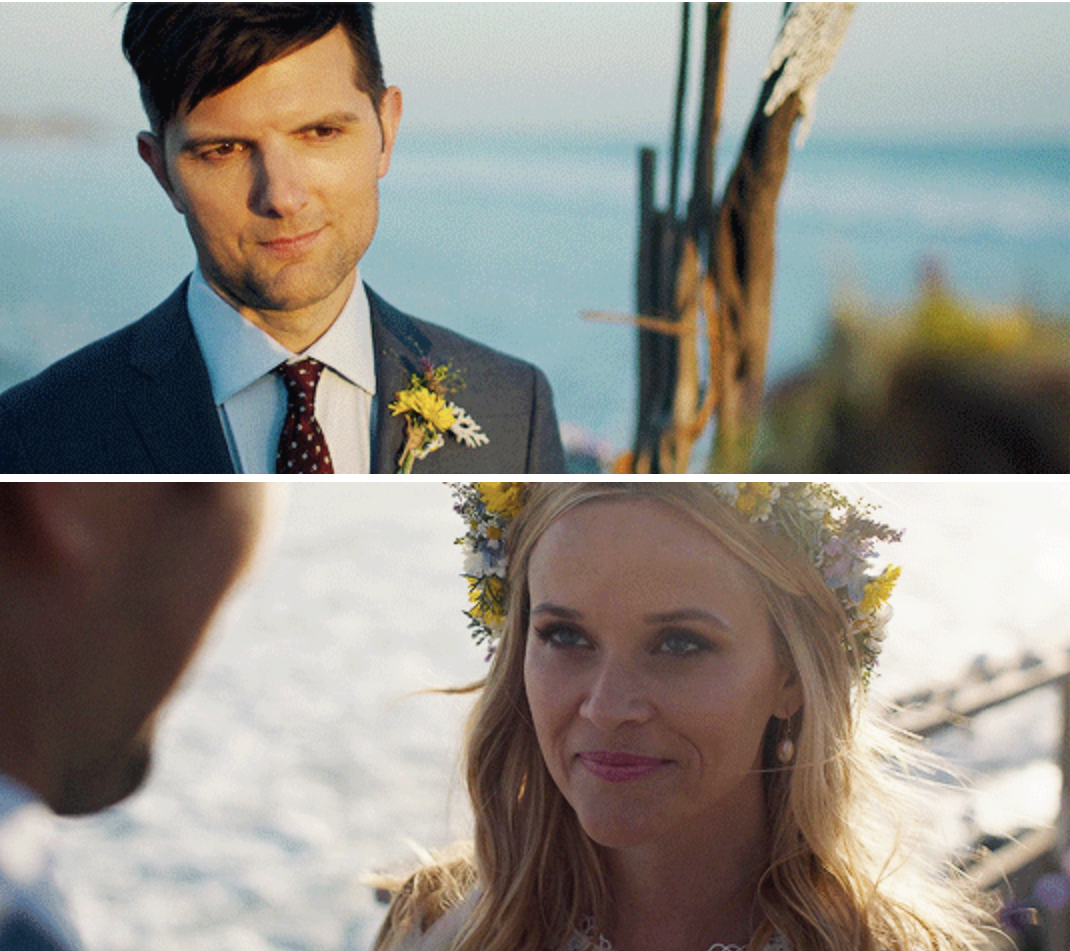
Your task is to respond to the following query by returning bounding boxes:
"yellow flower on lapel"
[390,359,488,474]
[391,387,456,432]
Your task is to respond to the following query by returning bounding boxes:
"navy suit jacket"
[0,282,565,474]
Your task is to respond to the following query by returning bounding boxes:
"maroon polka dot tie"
[274,359,335,475]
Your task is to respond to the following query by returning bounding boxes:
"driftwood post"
[664,3,730,473]
[633,145,675,472]
[709,70,802,472]
[632,3,730,474]
[632,4,694,473]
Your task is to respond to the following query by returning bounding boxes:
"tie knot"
[275,358,325,405]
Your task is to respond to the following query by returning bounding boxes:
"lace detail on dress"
[569,919,789,951]
[570,919,614,950]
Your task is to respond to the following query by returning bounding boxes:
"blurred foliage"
[755,263,1070,473]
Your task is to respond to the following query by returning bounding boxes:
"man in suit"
[0,4,565,474]
[0,484,269,950]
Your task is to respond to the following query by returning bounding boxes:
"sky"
[0,2,1067,142]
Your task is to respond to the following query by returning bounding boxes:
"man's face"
[53,485,272,815]
[139,26,401,344]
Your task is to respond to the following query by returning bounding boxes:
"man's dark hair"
[122,3,386,134]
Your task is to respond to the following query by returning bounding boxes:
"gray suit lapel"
[369,286,434,474]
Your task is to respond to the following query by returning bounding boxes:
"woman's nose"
[579,658,654,731]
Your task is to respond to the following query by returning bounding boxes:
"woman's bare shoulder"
[380,890,476,951]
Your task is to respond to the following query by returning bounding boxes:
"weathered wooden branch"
[888,650,1070,738]
[660,3,730,475]
[633,147,677,474]
[710,74,802,472]
[644,3,730,474]
[668,3,692,219]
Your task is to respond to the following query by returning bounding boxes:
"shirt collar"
[0,772,40,822]
[0,772,55,881]
[186,267,376,405]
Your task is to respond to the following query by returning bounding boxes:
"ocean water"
[47,481,1070,951]
[1,130,1067,452]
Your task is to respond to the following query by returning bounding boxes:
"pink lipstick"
[579,752,669,783]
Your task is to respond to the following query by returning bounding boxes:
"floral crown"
[452,483,903,683]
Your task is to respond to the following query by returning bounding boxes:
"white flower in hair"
[451,482,902,685]
[710,483,903,685]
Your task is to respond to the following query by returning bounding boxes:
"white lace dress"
[566,922,790,951]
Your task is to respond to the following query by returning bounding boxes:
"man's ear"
[137,132,187,215]
[376,86,403,180]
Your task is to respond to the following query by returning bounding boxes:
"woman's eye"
[535,625,591,650]
[658,632,712,657]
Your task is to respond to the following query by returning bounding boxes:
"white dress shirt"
[186,268,377,474]
[0,773,81,950]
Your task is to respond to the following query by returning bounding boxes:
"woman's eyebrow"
[643,608,733,632]
[530,602,582,620]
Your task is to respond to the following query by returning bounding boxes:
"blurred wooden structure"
[586,3,729,474]
[586,2,842,474]
[890,650,1070,951]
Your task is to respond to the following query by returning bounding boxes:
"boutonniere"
[389,359,488,474]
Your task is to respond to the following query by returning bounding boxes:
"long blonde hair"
[378,484,995,951]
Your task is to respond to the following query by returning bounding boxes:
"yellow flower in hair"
[477,482,525,518]
[735,483,780,521]
[468,575,506,626]
[389,386,456,432]
[453,484,524,648]
[860,565,902,615]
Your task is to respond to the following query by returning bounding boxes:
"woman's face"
[524,497,801,853]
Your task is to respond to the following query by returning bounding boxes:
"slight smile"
[578,751,671,783]
[260,228,325,258]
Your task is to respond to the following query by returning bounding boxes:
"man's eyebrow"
[294,111,363,130]
[177,134,240,153]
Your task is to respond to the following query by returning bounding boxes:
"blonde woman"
[376,483,995,951]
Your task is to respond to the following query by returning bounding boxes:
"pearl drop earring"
[777,720,795,764]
